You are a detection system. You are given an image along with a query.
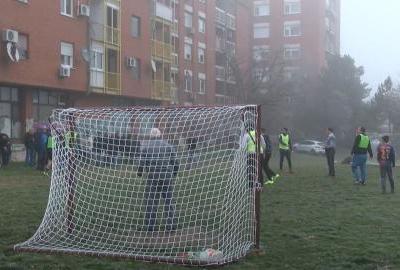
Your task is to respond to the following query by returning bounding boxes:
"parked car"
[293,140,325,155]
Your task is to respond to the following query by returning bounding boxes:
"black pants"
[380,162,394,193]
[325,148,335,176]
[262,153,276,180]
[279,149,292,171]
[247,153,257,188]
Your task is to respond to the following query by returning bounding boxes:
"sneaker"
[274,174,280,181]
[354,180,360,185]
[265,180,274,185]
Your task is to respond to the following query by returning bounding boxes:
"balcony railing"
[152,40,172,61]
[105,26,120,46]
[216,38,226,52]
[105,71,121,93]
[216,65,225,81]
[152,80,172,101]
[215,7,226,25]
[226,14,236,30]
[226,41,235,55]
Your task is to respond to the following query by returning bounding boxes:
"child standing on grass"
[377,135,395,194]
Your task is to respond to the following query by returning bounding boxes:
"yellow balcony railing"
[105,71,121,94]
[105,26,120,46]
[152,40,172,61]
[152,80,172,101]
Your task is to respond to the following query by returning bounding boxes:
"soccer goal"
[15,105,262,266]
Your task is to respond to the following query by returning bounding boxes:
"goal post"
[15,105,262,266]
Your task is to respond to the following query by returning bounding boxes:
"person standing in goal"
[138,128,179,231]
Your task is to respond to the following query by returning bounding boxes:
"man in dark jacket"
[0,133,11,167]
[278,128,293,173]
[138,128,179,231]
[24,130,36,167]
[377,135,395,194]
[351,127,373,185]
[261,128,279,184]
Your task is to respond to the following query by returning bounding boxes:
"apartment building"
[0,0,252,141]
[252,0,340,81]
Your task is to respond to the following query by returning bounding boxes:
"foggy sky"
[341,0,400,93]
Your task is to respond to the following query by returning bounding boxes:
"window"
[253,23,270,38]
[198,73,206,94]
[198,47,205,64]
[184,70,193,91]
[198,17,206,33]
[90,49,104,70]
[107,5,118,28]
[60,42,73,67]
[184,43,192,60]
[107,48,118,73]
[60,0,73,17]
[17,33,28,60]
[254,0,270,16]
[284,21,301,37]
[284,0,301,15]
[253,46,269,61]
[131,16,141,37]
[284,44,301,59]
[199,0,206,4]
[253,68,269,82]
[0,87,20,139]
[32,89,68,124]
[184,12,193,28]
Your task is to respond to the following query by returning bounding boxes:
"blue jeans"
[144,172,176,231]
[25,147,36,166]
[352,154,368,183]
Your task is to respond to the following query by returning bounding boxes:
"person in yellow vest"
[279,128,293,173]
[351,126,373,185]
[65,130,77,149]
[45,130,55,171]
[241,127,266,188]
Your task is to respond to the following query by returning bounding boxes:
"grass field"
[1,153,400,269]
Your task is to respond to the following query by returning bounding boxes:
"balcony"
[172,19,179,36]
[152,80,172,101]
[105,71,121,94]
[226,41,235,55]
[216,38,226,52]
[152,40,172,61]
[171,53,179,67]
[155,2,173,22]
[215,7,226,26]
[105,26,120,46]
[226,14,236,30]
[216,65,226,81]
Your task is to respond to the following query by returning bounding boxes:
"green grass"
[1,154,400,269]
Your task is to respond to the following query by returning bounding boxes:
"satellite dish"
[81,48,90,62]
[6,42,19,62]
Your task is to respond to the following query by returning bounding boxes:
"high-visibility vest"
[65,131,77,149]
[246,130,264,154]
[279,134,290,150]
[47,136,54,149]
[358,134,370,149]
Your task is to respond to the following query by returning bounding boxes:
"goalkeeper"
[138,128,179,231]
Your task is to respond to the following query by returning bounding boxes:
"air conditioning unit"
[2,29,19,43]
[79,4,90,17]
[126,57,137,68]
[60,65,71,78]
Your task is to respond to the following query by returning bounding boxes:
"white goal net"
[15,105,261,266]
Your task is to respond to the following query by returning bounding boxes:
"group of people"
[24,128,54,172]
[245,125,396,194]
